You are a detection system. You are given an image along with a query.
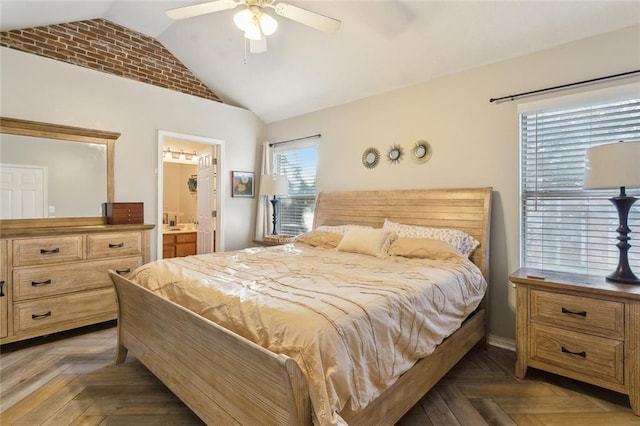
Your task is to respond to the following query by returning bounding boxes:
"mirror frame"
[0,117,120,227]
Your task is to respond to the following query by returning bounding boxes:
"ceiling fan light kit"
[166,0,341,54]
[233,6,278,40]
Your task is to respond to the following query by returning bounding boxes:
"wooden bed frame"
[109,187,492,425]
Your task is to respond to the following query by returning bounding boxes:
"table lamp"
[259,175,288,235]
[584,140,640,284]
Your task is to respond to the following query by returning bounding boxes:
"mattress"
[127,243,487,425]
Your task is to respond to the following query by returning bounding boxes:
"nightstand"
[510,268,640,415]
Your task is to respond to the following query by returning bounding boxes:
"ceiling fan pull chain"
[243,36,248,64]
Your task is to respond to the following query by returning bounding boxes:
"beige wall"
[1,47,266,253]
[266,25,640,342]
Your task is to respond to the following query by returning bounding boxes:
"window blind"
[273,142,318,236]
[520,97,640,275]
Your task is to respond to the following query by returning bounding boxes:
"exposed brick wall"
[0,19,222,103]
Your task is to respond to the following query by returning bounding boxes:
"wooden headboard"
[313,187,493,280]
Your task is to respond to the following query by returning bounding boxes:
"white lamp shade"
[244,24,262,41]
[259,12,278,36]
[584,140,640,189]
[260,175,288,196]
[233,9,253,31]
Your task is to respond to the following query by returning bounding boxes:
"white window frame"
[518,83,640,276]
[272,140,318,236]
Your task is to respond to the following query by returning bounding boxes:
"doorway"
[157,131,225,260]
[0,164,47,219]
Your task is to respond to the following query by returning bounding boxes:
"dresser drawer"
[530,324,624,386]
[13,236,83,267]
[87,232,142,259]
[13,257,142,301]
[13,287,117,335]
[531,289,624,339]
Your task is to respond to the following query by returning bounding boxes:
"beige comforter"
[128,243,487,425]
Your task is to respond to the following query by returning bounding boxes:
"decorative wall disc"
[387,144,404,165]
[411,140,432,164]
[362,147,380,169]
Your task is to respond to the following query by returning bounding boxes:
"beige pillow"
[337,228,396,257]
[294,231,343,248]
[388,237,464,260]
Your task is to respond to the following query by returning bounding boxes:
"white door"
[197,147,216,254]
[0,164,47,219]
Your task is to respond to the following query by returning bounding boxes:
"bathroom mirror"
[0,117,119,221]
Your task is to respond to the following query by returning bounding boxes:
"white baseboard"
[487,334,515,351]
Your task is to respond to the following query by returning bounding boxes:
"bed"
[109,187,492,425]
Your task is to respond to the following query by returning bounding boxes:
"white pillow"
[315,224,373,235]
[382,219,479,257]
[337,228,397,257]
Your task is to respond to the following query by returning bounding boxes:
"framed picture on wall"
[231,171,254,197]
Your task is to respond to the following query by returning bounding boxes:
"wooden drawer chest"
[104,202,144,225]
[0,223,153,344]
[511,268,639,416]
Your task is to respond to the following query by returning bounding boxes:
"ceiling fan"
[166,0,341,54]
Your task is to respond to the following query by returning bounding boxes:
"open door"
[197,146,216,254]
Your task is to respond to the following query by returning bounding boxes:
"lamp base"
[607,191,639,285]
[606,273,640,285]
[269,197,279,235]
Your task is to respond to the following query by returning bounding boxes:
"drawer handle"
[40,248,60,255]
[561,347,586,358]
[561,307,587,317]
[32,311,52,320]
[115,268,131,275]
[109,242,125,248]
[0,280,4,297]
[31,279,52,287]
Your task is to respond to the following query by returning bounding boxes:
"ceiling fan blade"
[250,37,267,54]
[272,2,341,33]
[166,0,239,20]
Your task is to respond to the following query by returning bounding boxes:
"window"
[520,89,640,276]
[273,142,318,236]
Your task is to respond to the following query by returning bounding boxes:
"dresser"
[510,268,639,416]
[0,223,154,344]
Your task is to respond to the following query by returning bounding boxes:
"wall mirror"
[0,117,119,222]
[361,147,380,169]
[411,140,432,164]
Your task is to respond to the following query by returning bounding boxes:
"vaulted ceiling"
[1,1,639,123]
